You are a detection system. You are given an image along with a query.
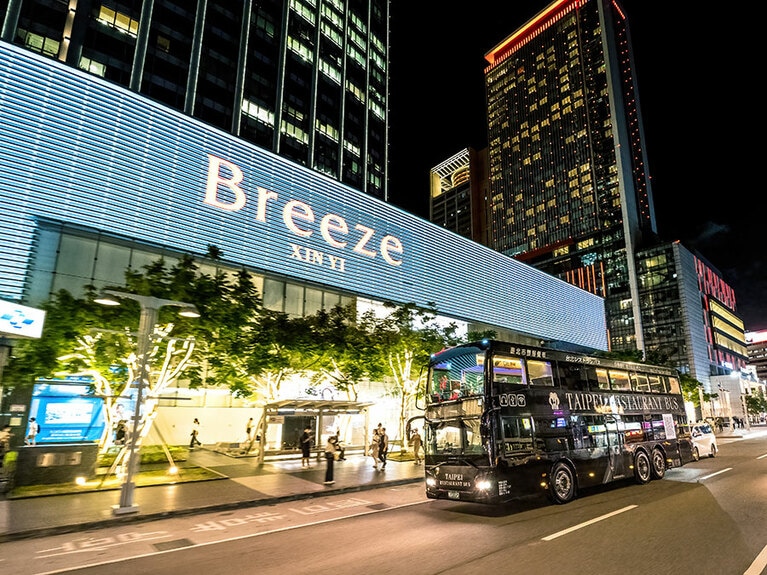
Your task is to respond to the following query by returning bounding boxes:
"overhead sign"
[0,299,46,339]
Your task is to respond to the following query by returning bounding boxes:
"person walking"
[114,420,127,445]
[334,428,346,460]
[323,435,338,484]
[300,425,314,468]
[25,417,39,446]
[0,425,11,467]
[369,429,381,470]
[378,427,389,469]
[410,428,423,464]
[189,418,202,449]
[246,417,254,440]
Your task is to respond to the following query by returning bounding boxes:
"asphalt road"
[2,434,766,575]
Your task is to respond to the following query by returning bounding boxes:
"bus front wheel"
[548,462,576,504]
[634,450,652,484]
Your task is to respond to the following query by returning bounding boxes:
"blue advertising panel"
[0,43,607,351]
[29,381,109,443]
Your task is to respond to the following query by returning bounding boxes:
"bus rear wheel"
[548,462,576,504]
[651,448,666,479]
[634,450,651,484]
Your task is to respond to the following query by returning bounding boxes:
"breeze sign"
[204,155,405,269]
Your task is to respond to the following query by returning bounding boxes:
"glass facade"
[1,0,389,201]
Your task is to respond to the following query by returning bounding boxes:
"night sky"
[387,1,765,332]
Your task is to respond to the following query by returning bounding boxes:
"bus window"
[609,370,630,390]
[527,359,555,386]
[557,363,590,391]
[596,368,610,390]
[667,376,681,394]
[630,373,650,392]
[648,375,665,393]
[534,416,572,451]
[501,416,533,452]
[623,415,645,442]
[492,355,525,385]
[651,416,667,439]
[583,415,607,447]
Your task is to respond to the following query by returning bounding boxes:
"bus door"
[605,415,629,480]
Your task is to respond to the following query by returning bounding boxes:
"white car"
[690,422,718,461]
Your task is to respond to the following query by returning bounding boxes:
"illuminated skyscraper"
[484,0,655,352]
[0,0,389,199]
[429,148,490,246]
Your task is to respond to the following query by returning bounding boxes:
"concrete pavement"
[0,448,424,542]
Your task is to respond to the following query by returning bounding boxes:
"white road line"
[744,543,767,575]
[756,454,767,460]
[32,499,430,575]
[698,468,732,481]
[541,505,637,541]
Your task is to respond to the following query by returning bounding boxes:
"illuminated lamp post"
[95,289,199,515]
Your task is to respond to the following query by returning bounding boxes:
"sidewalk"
[0,449,424,542]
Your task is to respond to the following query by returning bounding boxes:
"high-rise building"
[0,0,389,200]
[746,330,767,383]
[483,0,656,352]
[428,148,490,246]
[635,240,748,391]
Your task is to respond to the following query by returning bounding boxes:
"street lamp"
[95,289,199,515]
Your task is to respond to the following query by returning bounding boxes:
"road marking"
[697,468,732,481]
[744,543,767,575]
[541,505,637,541]
[756,454,767,460]
[30,499,430,575]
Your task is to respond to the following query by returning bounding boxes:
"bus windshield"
[428,346,485,401]
[427,418,485,456]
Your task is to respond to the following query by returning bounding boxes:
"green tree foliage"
[369,302,463,444]
[302,303,385,401]
[746,388,767,417]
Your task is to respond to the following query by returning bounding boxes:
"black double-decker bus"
[423,340,694,504]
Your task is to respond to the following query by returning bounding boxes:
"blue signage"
[30,382,108,444]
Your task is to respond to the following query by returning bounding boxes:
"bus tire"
[548,461,576,504]
[650,447,666,479]
[634,450,651,484]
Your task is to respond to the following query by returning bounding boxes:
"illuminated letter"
[204,155,246,211]
[284,200,314,237]
[352,224,377,258]
[320,214,349,248]
[380,235,403,266]
[255,186,278,222]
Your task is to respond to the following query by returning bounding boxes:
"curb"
[0,476,423,543]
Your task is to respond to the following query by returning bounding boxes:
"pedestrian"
[189,418,202,449]
[246,417,254,440]
[369,429,381,470]
[114,420,127,445]
[25,417,39,446]
[0,425,11,467]
[379,427,389,469]
[323,435,338,484]
[334,428,346,460]
[300,425,314,468]
[410,428,423,464]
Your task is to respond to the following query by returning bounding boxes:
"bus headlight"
[476,478,492,491]
[426,477,437,487]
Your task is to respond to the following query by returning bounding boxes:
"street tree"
[372,302,463,446]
